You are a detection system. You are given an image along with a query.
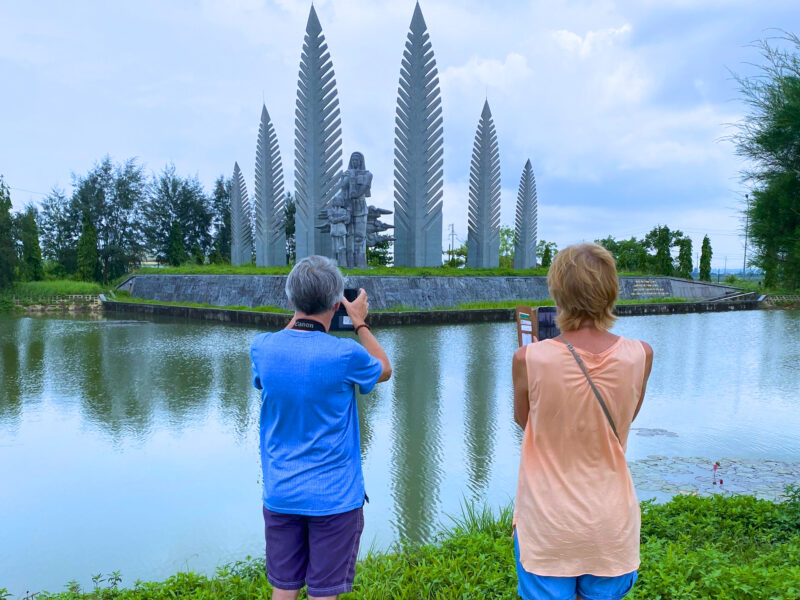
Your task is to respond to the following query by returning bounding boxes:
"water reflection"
[0,319,22,426]
[389,326,443,542]
[2,311,800,594]
[464,324,498,498]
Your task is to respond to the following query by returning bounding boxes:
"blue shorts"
[514,532,638,600]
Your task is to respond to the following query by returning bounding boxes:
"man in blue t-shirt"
[251,255,392,600]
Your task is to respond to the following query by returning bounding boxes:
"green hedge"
[17,489,800,600]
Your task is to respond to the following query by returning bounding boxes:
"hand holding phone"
[516,306,560,346]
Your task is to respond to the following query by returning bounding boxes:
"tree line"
[0,157,303,288]
[733,33,800,290]
[597,226,713,280]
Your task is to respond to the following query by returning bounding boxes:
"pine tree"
[210,175,232,264]
[18,205,43,281]
[677,237,693,279]
[542,245,553,269]
[0,176,17,288]
[700,235,713,281]
[166,220,188,266]
[76,219,99,282]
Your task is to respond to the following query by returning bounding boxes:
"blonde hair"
[547,243,618,331]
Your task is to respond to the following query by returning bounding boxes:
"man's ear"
[333,302,341,312]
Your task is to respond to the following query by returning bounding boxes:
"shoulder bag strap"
[558,336,621,444]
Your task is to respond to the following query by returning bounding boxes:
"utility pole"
[743,193,750,277]
[448,223,456,265]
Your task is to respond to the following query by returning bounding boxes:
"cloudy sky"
[2,0,799,269]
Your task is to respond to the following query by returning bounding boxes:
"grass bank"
[0,281,108,312]
[133,264,651,278]
[15,490,800,600]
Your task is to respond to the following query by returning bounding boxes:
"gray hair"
[285,255,344,315]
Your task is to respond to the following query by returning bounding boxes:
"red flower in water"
[719,478,723,485]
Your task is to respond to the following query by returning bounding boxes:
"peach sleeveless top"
[513,336,645,577]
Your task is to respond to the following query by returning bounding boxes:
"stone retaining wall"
[102,297,762,329]
[125,274,739,310]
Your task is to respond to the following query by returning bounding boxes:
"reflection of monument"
[467,101,501,268]
[390,327,443,543]
[464,324,498,497]
[319,152,394,268]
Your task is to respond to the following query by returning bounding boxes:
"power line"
[9,186,49,197]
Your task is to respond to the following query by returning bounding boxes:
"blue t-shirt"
[251,329,382,516]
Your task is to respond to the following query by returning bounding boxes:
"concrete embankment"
[101,296,763,328]
[120,274,738,311]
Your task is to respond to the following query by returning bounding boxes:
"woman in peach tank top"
[512,243,654,600]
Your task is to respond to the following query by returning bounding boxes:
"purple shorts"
[263,505,364,596]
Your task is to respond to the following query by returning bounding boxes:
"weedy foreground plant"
[8,489,799,600]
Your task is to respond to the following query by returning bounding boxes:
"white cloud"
[552,24,632,58]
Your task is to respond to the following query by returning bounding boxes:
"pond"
[1,310,799,594]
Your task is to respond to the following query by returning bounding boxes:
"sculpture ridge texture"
[255,105,287,266]
[231,162,254,266]
[393,2,444,267]
[294,5,342,260]
[467,100,501,268]
[514,159,538,269]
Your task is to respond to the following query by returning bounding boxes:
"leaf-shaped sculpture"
[231,162,253,266]
[514,159,538,269]
[294,5,342,260]
[393,2,444,267]
[467,100,500,268]
[255,105,287,266]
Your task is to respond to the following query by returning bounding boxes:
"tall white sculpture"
[514,159,538,269]
[231,162,253,266]
[467,100,500,268]
[294,5,342,260]
[393,2,444,267]
[254,105,286,267]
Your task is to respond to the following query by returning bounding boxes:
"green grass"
[134,264,662,278]
[721,276,799,295]
[16,488,800,600]
[0,280,109,311]
[135,263,553,277]
[109,291,291,314]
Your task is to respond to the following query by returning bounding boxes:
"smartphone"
[534,306,560,341]
[330,288,359,331]
[516,305,560,346]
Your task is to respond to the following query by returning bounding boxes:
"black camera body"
[329,288,359,331]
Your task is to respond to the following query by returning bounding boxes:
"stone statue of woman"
[341,152,372,268]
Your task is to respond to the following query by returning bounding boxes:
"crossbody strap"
[558,336,621,444]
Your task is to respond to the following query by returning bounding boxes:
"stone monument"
[230,162,254,266]
[467,100,501,268]
[393,2,444,267]
[320,152,387,268]
[294,5,342,260]
[514,159,538,269]
[254,104,286,267]
[341,152,372,268]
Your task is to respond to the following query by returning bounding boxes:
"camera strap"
[292,319,327,333]
[559,336,621,444]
